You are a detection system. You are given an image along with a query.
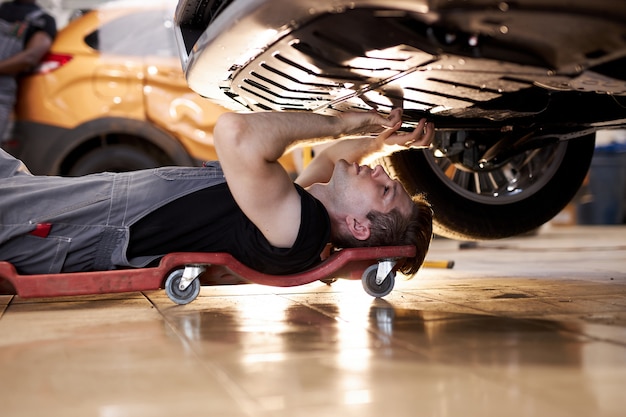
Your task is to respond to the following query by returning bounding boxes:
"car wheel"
[68,144,163,176]
[384,134,595,240]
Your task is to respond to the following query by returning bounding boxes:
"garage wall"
[36,0,135,28]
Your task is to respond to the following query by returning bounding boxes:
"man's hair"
[331,194,433,276]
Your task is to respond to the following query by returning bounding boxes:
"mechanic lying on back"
[0,109,434,276]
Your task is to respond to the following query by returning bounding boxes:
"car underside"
[174,0,626,239]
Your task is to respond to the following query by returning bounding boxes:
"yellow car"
[6,1,294,175]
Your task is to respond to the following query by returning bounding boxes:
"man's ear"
[346,216,371,241]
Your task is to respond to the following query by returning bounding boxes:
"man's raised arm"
[295,111,434,187]
[213,110,397,248]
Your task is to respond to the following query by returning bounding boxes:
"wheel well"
[59,132,173,175]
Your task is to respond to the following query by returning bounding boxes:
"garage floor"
[0,225,625,417]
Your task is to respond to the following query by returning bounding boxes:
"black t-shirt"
[127,182,331,275]
[0,1,57,46]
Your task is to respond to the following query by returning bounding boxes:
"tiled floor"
[1,225,625,417]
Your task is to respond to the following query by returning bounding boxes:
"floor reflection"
[155,294,614,415]
[163,295,588,365]
[367,299,586,366]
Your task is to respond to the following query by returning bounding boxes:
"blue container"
[577,142,626,224]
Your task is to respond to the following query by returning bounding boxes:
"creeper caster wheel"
[361,264,395,298]
[165,267,201,305]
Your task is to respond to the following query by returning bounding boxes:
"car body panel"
[143,55,223,162]
[177,0,626,120]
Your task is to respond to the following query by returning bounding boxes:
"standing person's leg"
[0,99,10,142]
[0,76,17,145]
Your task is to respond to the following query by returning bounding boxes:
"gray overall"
[0,148,226,274]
